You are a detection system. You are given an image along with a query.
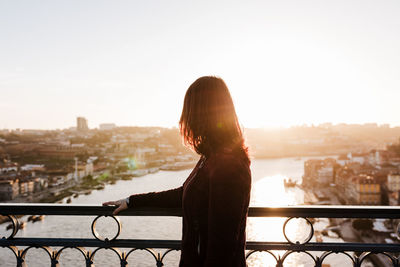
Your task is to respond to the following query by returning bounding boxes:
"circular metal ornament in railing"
[245,249,279,265]
[90,247,124,266]
[281,250,317,266]
[160,248,180,265]
[359,251,398,267]
[1,215,19,239]
[20,245,54,266]
[319,251,356,266]
[91,215,121,241]
[282,217,314,244]
[54,246,90,264]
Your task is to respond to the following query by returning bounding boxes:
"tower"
[76,117,89,131]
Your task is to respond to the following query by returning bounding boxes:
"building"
[19,179,34,196]
[368,150,393,167]
[349,153,366,165]
[77,117,89,131]
[317,166,334,184]
[0,161,18,174]
[388,173,400,192]
[37,144,85,159]
[20,164,45,172]
[99,123,116,130]
[346,175,381,205]
[32,177,48,192]
[0,179,19,201]
[158,143,176,153]
[337,154,349,166]
[336,166,354,191]
[85,157,97,176]
[303,159,323,186]
[303,159,336,186]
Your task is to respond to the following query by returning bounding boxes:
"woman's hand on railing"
[102,198,128,215]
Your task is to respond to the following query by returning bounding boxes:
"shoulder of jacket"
[208,148,249,165]
[205,152,250,181]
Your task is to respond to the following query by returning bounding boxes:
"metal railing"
[1,204,400,266]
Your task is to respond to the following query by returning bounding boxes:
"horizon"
[1,1,400,129]
[1,120,400,132]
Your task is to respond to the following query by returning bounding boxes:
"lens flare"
[123,157,139,170]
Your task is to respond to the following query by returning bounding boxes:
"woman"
[103,76,251,267]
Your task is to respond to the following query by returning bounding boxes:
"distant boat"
[94,184,105,190]
[18,222,26,229]
[78,189,92,195]
[27,215,36,222]
[32,215,45,223]
[284,178,297,187]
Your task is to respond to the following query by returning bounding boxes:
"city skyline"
[1,117,399,131]
[1,1,400,129]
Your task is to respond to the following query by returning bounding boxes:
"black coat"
[128,149,251,267]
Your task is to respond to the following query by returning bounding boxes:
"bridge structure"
[1,204,400,266]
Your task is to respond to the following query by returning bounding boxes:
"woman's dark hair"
[179,76,248,158]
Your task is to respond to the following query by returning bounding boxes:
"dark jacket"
[128,149,251,267]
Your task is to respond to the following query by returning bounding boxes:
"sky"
[1,0,400,130]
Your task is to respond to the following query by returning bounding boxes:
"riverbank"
[0,167,171,224]
[4,164,196,205]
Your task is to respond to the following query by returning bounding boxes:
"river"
[0,157,372,267]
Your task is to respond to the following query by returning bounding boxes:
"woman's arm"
[102,186,183,215]
[127,186,183,208]
[204,156,251,266]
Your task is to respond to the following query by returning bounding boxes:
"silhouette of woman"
[103,76,251,267]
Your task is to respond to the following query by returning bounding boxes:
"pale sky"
[1,0,400,129]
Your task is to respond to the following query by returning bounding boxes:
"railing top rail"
[2,204,400,218]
